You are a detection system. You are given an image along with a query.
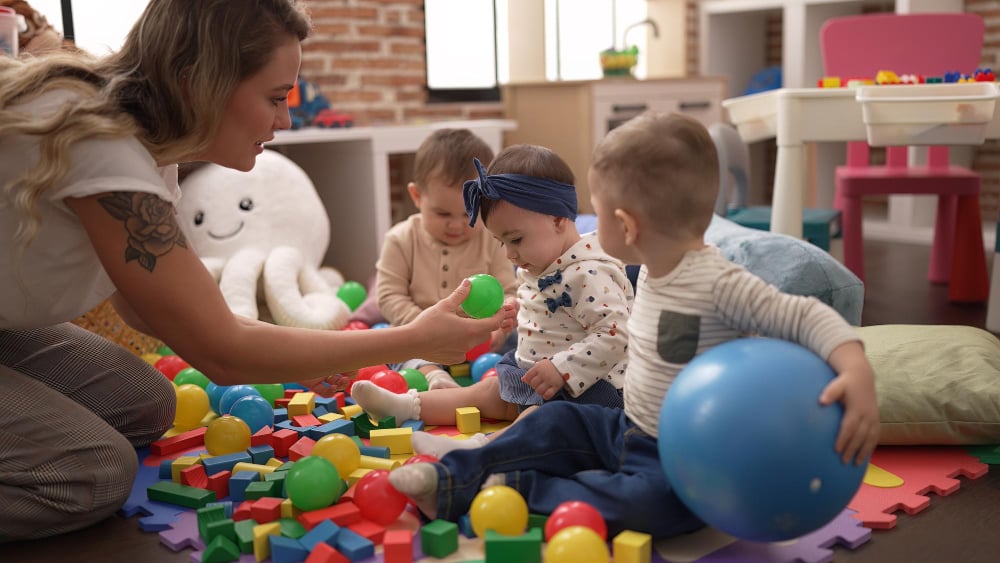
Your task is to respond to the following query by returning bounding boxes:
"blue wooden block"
[312,404,329,416]
[206,500,234,519]
[228,470,260,503]
[158,459,174,479]
[273,408,288,424]
[306,418,355,441]
[275,419,312,436]
[298,519,341,551]
[269,535,309,563]
[247,444,275,465]
[358,445,391,459]
[458,512,476,538]
[335,527,374,560]
[402,419,425,432]
[201,451,252,476]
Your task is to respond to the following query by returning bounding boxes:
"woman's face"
[199,35,301,171]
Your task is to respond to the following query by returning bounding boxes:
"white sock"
[388,463,439,518]
[412,431,489,459]
[350,380,421,422]
[425,369,460,390]
[482,473,506,490]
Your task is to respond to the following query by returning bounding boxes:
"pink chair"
[821,13,990,302]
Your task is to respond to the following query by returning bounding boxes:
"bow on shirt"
[462,158,578,227]
[544,291,573,313]
[537,270,563,291]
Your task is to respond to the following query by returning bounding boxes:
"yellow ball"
[469,485,528,537]
[204,415,252,456]
[544,526,610,563]
[174,383,210,430]
[141,352,162,366]
[311,433,360,479]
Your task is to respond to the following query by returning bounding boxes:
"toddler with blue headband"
[350,144,633,456]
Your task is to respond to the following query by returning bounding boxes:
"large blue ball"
[229,395,275,433]
[219,385,262,416]
[471,352,503,382]
[657,338,866,542]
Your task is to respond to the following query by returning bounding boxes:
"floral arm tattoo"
[97,192,187,272]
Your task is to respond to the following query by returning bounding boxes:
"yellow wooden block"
[280,497,299,519]
[170,456,202,483]
[369,427,413,455]
[455,406,481,434]
[232,462,277,477]
[318,412,345,423]
[287,392,316,417]
[340,404,363,418]
[450,363,470,377]
[613,530,652,563]
[359,455,401,471]
[819,76,842,88]
[348,467,372,486]
[265,458,285,468]
[252,521,281,562]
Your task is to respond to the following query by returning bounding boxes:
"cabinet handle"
[679,100,712,111]
[612,103,648,113]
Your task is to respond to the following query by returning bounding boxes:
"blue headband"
[463,158,578,227]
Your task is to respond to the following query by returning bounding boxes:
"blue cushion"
[575,215,864,326]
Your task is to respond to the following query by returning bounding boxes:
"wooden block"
[252,521,282,562]
[180,464,209,489]
[147,480,216,509]
[288,392,316,416]
[455,406,481,434]
[250,496,284,523]
[369,427,413,455]
[151,426,207,456]
[612,530,652,563]
[382,529,413,563]
[287,436,316,461]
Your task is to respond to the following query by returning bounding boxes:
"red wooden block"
[288,436,316,461]
[232,500,254,522]
[348,519,385,545]
[206,470,231,501]
[275,398,292,409]
[151,426,207,456]
[251,426,274,447]
[292,414,323,428]
[285,389,301,399]
[298,502,361,530]
[382,529,413,563]
[251,496,284,523]
[179,464,208,489]
[333,392,346,409]
[848,446,988,529]
[304,542,351,563]
[270,428,299,458]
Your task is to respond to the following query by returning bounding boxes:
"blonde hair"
[591,112,719,238]
[413,128,495,190]
[0,0,311,249]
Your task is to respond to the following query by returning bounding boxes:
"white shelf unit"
[701,0,970,244]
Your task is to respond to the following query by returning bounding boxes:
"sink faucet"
[623,18,660,50]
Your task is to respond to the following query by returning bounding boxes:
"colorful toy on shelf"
[287,78,329,130]
[875,70,900,85]
[974,67,995,82]
[313,108,355,128]
[599,45,638,77]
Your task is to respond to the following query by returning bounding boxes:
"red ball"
[544,500,607,541]
[481,367,498,380]
[357,365,388,381]
[404,454,439,465]
[344,320,370,331]
[465,339,491,362]
[370,370,408,394]
[154,355,190,380]
[353,469,408,526]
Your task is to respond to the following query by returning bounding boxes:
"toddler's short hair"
[413,129,495,190]
[591,112,719,238]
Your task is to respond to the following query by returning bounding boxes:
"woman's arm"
[68,192,513,386]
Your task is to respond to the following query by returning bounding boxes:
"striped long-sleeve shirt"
[625,245,861,437]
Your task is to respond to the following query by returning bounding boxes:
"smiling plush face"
[176,149,330,264]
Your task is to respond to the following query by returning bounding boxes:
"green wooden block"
[202,534,241,563]
[275,461,295,472]
[196,504,226,539]
[204,518,237,545]
[233,519,258,553]
[527,513,548,532]
[484,528,542,563]
[147,480,216,509]
[421,519,459,558]
[243,480,281,500]
[279,517,307,539]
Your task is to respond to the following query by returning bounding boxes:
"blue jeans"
[432,402,704,539]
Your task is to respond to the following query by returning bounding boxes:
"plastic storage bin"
[855,82,999,146]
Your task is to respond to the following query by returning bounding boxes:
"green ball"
[173,367,211,389]
[285,456,341,511]
[337,281,367,311]
[462,274,504,319]
[399,368,429,392]
[252,383,286,408]
[156,345,176,356]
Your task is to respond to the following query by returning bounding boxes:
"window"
[30,0,149,55]
[424,0,501,103]
[547,0,648,81]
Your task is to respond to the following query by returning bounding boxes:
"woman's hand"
[410,279,517,365]
[297,373,353,397]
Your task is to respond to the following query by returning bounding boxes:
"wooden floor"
[4,239,998,563]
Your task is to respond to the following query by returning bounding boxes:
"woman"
[0,0,513,541]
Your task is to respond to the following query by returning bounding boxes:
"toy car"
[313,109,354,128]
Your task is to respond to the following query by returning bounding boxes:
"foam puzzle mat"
[123,397,994,562]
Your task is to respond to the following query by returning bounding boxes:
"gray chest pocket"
[657,311,700,364]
